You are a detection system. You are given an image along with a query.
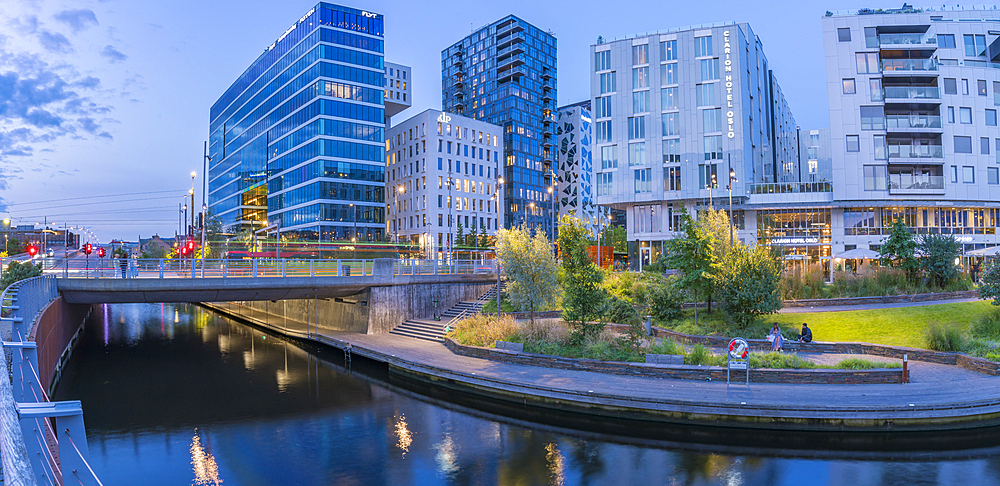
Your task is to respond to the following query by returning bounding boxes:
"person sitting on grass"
[798,323,813,343]
[768,323,784,351]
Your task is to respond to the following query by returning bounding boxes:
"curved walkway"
[202,302,1000,432]
[779,297,981,313]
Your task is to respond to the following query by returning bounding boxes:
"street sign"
[727,337,750,385]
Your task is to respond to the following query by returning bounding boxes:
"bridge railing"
[53,258,497,279]
[0,275,102,485]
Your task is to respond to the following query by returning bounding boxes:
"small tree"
[469,221,480,248]
[6,238,24,256]
[714,243,783,329]
[479,221,488,248]
[455,222,466,248]
[698,207,733,261]
[921,233,960,288]
[496,225,559,325]
[879,219,919,281]
[600,225,627,253]
[557,215,606,342]
[662,209,715,313]
[1,261,42,290]
[980,256,1000,305]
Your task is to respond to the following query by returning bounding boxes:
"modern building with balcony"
[385,109,504,258]
[823,5,1000,262]
[441,15,557,237]
[207,3,389,243]
[555,100,597,233]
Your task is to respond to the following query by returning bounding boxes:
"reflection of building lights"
[435,434,459,475]
[545,443,565,486]
[394,414,412,457]
[190,428,223,486]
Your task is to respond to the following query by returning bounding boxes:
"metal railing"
[878,33,937,46]
[748,182,833,195]
[1,275,102,485]
[888,144,944,159]
[53,258,496,279]
[882,58,938,72]
[888,174,946,190]
[883,86,940,100]
[886,114,942,129]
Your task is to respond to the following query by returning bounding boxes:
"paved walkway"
[202,302,1000,431]
[779,297,981,313]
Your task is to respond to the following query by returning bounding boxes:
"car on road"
[46,248,54,257]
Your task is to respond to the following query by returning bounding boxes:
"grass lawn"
[661,300,995,349]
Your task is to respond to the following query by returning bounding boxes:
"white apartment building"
[591,23,800,268]
[556,101,598,233]
[385,62,411,121]
[385,109,505,258]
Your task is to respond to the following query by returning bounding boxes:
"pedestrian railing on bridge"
[0,275,103,485]
[52,258,496,279]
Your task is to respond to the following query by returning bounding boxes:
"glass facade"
[208,2,386,242]
[441,15,557,233]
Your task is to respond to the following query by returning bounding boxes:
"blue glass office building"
[208,3,386,242]
[442,16,557,233]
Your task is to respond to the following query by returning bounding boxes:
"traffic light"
[97,247,106,258]
[187,240,195,251]
[83,243,92,255]
[26,245,37,257]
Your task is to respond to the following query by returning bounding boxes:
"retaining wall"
[29,297,91,394]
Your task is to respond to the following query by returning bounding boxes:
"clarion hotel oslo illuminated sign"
[724,30,736,139]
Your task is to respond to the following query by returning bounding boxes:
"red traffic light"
[180,247,187,256]
[97,247,106,258]
[186,241,195,251]
[27,245,37,256]
[83,243,92,255]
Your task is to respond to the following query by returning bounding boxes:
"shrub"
[646,339,685,356]
[924,324,965,352]
[714,244,783,329]
[1,261,42,291]
[920,234,960,288]
[447,314,519,348]
[971,307,1000,341]
[602,296,639,325]
[685,344,724,366]
[749,352,815,369]
[646,276,685,322]
[835,358,902,370]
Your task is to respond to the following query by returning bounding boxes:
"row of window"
[836,28,987,58]
[598,135,722,170]
[269,181,384,212]
[268,137,385,176]
[594,36,710,74]
[844,206,1000,236]
[268,160,385,193]
[268,117,383,160]
[273,202,384,229]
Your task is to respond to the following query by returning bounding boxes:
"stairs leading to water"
[389,284,500,342]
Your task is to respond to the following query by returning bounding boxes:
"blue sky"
[0,0,885,241]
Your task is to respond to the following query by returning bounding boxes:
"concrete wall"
[29,297,91,393]
[368,281,493,334]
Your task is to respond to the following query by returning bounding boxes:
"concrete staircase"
[389,285,500,342]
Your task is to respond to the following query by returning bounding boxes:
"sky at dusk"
[0,0,896,242]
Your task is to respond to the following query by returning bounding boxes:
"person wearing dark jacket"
[798,323,813,343]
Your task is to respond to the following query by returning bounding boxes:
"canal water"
[53,303,1000,486]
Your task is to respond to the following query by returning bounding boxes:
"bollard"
[902,354,908,383]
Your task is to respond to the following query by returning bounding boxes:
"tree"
[599,225,627,253]
[1,261,42,290]
[557,216,606,342]
[921,233,960,288]
[879,219,919,281]
[6,238,24,256]
[980,256,1000,305]
[455,222,466,248]
[141,245,168,259]
[469,221,479,248]
[496,225,559,325]
[662,209,716,314]
[479,221,488,248]
[698,207,733,261]
[714,243,784,329]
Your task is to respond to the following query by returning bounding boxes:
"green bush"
[602,296,639,325]
[1,261,42,291]
[925,324,965,352]
[835,358,902,370]
[685,344,725,366]
[971,307,1000,341]
[749,352,815,369]
[646,339,685,356]
[647,276,684,322]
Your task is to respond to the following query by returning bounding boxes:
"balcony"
[747,182,834,204]
[541,91,553,102]
[498,52,526,69]
[496,19,525,37]
[497,43,525,60]
[497,65,528,83]
[888,174,945,195]
[454,58,465,67]
[888,144,944,160]
[542,135,554,147]
[497,31,526,49]
[541,68,553,80]
[881,58,938,73]
[878,33,937,47]
[883,86,940,101]
[886,114,943,131]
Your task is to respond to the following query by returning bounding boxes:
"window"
[696,83,715,106]
[438,195,443,207]
[988,109,997,126]
[964,166,975,183]
[869,79,882,101]
[860,106,885,130]
[960,107,972,124]
[662,113,680,136]
[695,36,713,56]
[661,87,678,110]
[965,34,987,57]
[842,78,856,94]
[995,82,1000,106]
[596,96,612,118]
[633,90,650,113]
[846,135,860,152]
[874,135,887,160]
[635,205,660,233]
[661,63,678,85]
[663,139,680,163]
[664,167,681,191]
[944,78,957,94]
[948,106,955,123]
[596,120,612,143]
[628,116,646,139]
[660,40,677,61]
[699,164,718,189]
[628,142,647,166]
[634,168,652,193]
[963,79,970,95]
[980,80,988,96]
[601,145,618,169]
[863,165,887,191]
[955,135,973,154]
[597,172,613,196]
[984,137,992,155]
[951,166,959,183]
[633,66,649,88]
[864,27,878,48]
[595,50,611,71]
[855,52,879,74]
[438,214,443,226]
[990,167,999,185]
[632,44,649,64]
[704,135,723,160]
[600,72,616,93]
[703,108,722,132]
[837,28,851,42]
[700,58,719,81]
[438,157,443,170]
[938,34,956,48]
[997,139,1000,164]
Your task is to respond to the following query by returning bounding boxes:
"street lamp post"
[349,203,358,259]
[727,167,738,246]
[708,173,717,208]
[494,176,505,316]
[190,172,196,238]
[447,174,454,262]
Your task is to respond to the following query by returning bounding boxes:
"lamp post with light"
[727,168,737,246]
[494,176,505,314]
[349,203,358,260]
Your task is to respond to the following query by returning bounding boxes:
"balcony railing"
[883,86,940,100]
[878,33,937,46]
[888,144,944,159]
[888,174,945,190]
[882,58,938,72]
[748,182,833,195]
[886,115,943,129]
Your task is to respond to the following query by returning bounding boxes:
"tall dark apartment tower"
[442,16,557,236]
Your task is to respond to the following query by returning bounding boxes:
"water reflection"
[50,303,1000,486]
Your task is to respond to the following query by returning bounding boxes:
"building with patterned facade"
[441,15,557,237]
[555,100,597,233]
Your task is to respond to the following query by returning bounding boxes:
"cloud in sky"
[100,44,127,63]
[37,30,72,53]
[52,9,98,33]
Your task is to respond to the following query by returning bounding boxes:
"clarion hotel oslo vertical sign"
[724,30,735,139]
